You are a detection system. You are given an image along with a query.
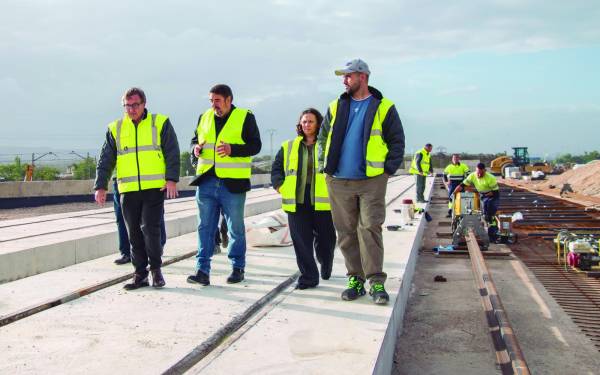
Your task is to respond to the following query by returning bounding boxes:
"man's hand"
[193,141,205,157]
[161,181,179,199]
[95,189,107,206]
[216,141,232,157]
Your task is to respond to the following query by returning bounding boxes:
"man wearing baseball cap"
[317,58,405,304]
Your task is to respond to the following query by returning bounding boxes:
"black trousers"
[121,188,165,275]
[287,189,337,286]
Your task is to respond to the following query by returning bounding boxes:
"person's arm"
[160,119,181,199]
[161,119,180,183]
[270,147,285,192]
[317,107,332,173]
[94,129,117,206]
[94,130,117,191]
[415,153,423,174]
[381,105,405,175]
[190,114,203,157]
[229,112,262,157]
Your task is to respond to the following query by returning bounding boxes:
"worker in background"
[409,143,433,203]
[187,84,261,286]
[452,162,500,242]
[272,108,336,290]
[95,87,180,289]
[318,58,405,305]
[443,154,470,218]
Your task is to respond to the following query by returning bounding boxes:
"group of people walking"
[94,58,406,305]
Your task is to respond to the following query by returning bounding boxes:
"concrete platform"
[0,175,433,374]
[0,188,280,284]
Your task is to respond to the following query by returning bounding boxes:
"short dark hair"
[477,162,486,169]
[425,143,433,148]
[209,84,233,101]
[122,87,146,104]
[296,108,323,138]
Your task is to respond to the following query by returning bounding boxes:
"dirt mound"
[541,160,600,197]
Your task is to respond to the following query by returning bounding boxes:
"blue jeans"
[195,176,246,274]
[113,178,167,257]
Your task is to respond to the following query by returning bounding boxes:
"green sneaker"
[369,282,389,305]
[341,276,366,301]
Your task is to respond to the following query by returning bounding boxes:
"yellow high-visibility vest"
[324,98,393,177]
[195,108,252,179]
[280,136,330,213]
[444,163,470,181]
[409,148,431,175]
[109,113,167,193]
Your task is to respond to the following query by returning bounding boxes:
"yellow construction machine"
[490,147,553,178]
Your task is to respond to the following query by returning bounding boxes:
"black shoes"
[369,282,390,305]
[187,270,210,286]
[114,255,131,265]
[123,273,149,290]
[320,262,333,280]
[227,268,245,284]
[417,199,429,203]
[187,269,244,285]
[151,268,165,288]
[295,283,317,290]
[341,276,366,301]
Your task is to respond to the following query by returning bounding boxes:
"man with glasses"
[94,87,180,290]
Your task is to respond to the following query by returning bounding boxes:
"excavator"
[490,147,553,178]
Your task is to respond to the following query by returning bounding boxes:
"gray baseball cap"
[334,58,371,76]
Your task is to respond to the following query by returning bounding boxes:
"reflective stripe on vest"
[195,108,251,179]
[324,97,393,177]
[280,137,330,213]
[409,148,431,175]
[109,113,167,193]
[444,163,470,181]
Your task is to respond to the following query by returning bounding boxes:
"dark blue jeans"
[481,194,499,240]
[195,176,246,274]
[113,178,166,256]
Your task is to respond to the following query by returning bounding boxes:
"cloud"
[0,0,599,154]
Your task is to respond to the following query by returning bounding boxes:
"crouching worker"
[452,163,500,241]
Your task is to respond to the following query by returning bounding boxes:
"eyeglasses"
[123,102,143,110]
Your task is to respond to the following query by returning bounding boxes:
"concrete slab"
[0,176,432,375]
[185,176,433,375]
[0,188,280,283]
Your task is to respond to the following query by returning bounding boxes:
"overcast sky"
[1,0,599,158]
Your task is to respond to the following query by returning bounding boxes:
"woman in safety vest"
[271,108,337,289]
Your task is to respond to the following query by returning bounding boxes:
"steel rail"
[466,229,531,375]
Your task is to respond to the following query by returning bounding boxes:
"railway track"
[498,185,600,351]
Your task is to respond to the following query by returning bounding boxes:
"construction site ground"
[393,181,598,375]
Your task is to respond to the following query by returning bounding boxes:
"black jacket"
[94,110,180,191]
[317,86,405,176]
[189,105,262,193]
